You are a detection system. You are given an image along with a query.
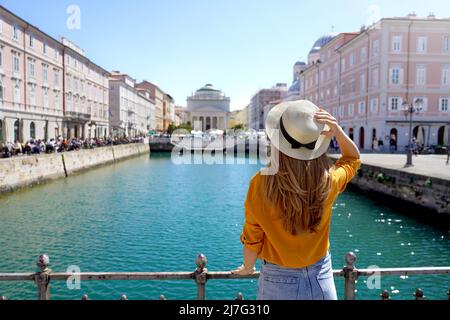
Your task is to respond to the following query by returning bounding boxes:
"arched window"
[30,122,36,139]
[14,120,20,142]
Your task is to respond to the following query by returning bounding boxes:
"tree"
[167,123,193,135]
[231,123,244,130]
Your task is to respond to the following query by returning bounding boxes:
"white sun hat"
[265,100,331,160]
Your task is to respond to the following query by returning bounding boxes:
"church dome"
[309,34,337,55]
[196,84,221,93]
[288,79,300,93]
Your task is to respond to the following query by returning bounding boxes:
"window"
[28,60,35,77]
[349,52,355,66]
[12,25,19,41]
[417,37,427,53]
[358,101,366,114]
[334,62,338,75]
[414,97,427,111]
[389,97,402,111]
[326,67,331,81]
[30,122,35,139]
[390,67,402,85]
[442,67,450,86]
[341,58,346,72]
[0,17,3,34]
[361,47,367,62]
[0,80,3,100]
[392,36,401,52]
[339,105,344,118]
[416,65,426,86]
[29,33,34,47]
[54,70,59,86]
[29,85,36,106]
[0,50,2,68]
[348,103,355,117]
[373,40,379,56]
[54,48,59,60]
[370,98,378,113]
[440,98,449,112]
[372,68,379,88]
[43,42,47,55]
[13,55,20,73]
[349,77,356,93]
[43,65,48,83]
[13,82,21,103]
[360,73,366,92]
[444,37,450,52]
[43,89,49,109]
[55,92,59,109]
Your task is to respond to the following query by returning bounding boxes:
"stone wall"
[332,157,450,220]
[0,143,150,193]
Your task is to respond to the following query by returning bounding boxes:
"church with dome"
[187,84,230,131]
[284,33,338,101]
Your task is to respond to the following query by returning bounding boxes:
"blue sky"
[2,0,450,110]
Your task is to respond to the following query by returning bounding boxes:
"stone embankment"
[0,143,150,193]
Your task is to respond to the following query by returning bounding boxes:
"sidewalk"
[329,153,450,181]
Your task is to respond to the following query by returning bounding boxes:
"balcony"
[64,111,91,122]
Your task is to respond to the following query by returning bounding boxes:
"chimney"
[407,12,417,19]
[427,12,436,19]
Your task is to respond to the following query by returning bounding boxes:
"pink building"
[0,5,110,143]
[62,38,110,139]
[0,5,64,143]
[300,14,450,150]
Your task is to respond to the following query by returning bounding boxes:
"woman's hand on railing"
[230,264,256,276]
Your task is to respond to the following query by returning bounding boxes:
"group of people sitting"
[0,136,145,158]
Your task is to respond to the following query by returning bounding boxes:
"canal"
[0,153,448,300]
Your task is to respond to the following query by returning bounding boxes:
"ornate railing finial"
[195,253,207,271]
[345,252,357,269]
[36,254,50,272]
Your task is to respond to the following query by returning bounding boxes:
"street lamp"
[402,97,424,166]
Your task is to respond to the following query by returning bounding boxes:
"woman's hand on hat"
[314,109,340,137]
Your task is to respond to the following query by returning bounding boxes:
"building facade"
[62,38,110,139]
[187,84,230,131]
[0,6,65,143]
[300,14,450,150]
[174,105,190,125]
[109,72,155,137]
[248,83,287,130]
[135,81,167,132]
[228,106,248,129]
[0,6,111,143]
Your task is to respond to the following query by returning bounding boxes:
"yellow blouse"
[240,156,361,268]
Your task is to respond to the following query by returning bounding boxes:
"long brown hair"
[263,151,332,235]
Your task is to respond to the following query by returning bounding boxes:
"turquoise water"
[0,153,448,300]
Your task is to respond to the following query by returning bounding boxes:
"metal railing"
[0,252,449,300]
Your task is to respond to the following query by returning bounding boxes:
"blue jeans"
[257,253,337,300]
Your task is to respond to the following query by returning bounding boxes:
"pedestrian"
[372,138,379,152]
[389,135,396,153]
[232,100,361,300]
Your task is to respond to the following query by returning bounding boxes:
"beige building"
[248,83,287,130]
[228,106,248,129]
[135,81,168,131]
[109,72,155,137]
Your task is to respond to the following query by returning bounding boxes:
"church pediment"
[191,106,227,112]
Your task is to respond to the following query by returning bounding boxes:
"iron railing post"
[380,289,390,300]
[343,252,357,300]
[194,253,208,300]
[34,254,51,300]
